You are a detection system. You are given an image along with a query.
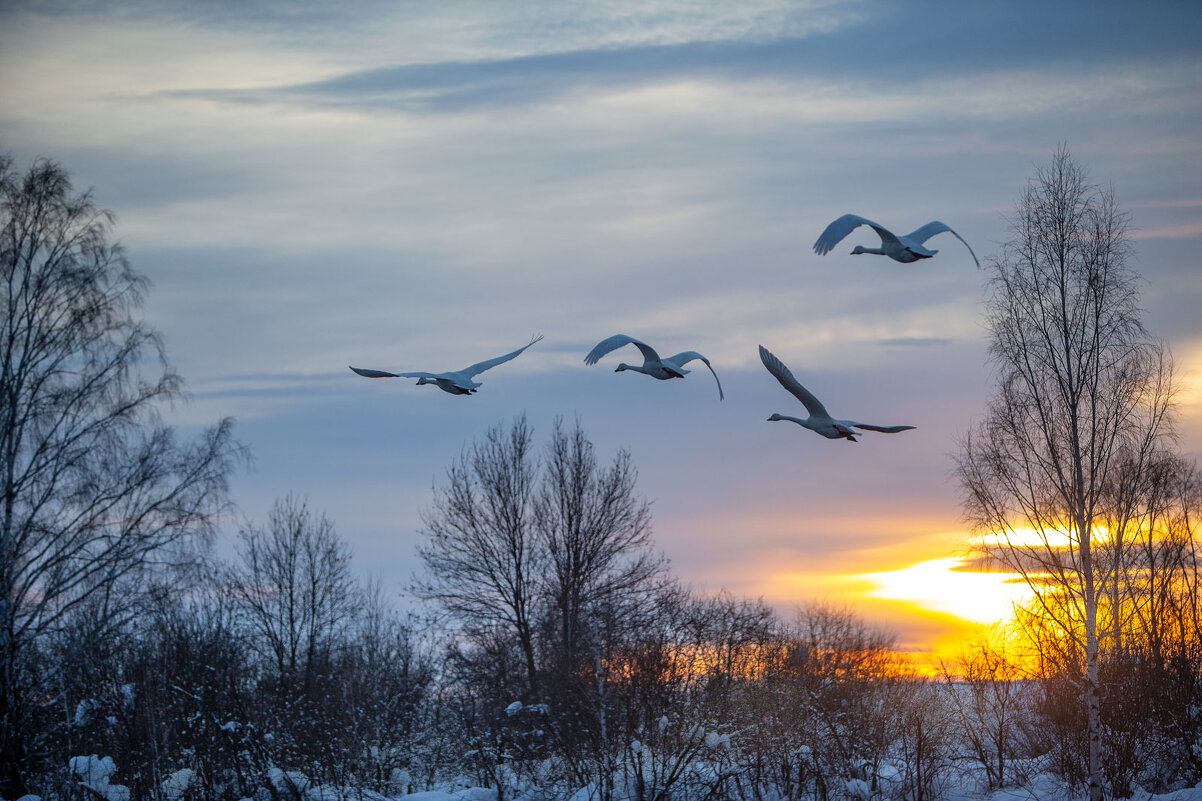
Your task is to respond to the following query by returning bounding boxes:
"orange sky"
[759,527,1030,655]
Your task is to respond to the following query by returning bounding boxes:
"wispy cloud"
[877,337,953,347]
[1130,221,1202,240]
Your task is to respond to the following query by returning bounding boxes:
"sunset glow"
[971,526,1082,549]
[857,556,1034,627]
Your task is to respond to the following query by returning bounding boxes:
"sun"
[856,556,1034,627]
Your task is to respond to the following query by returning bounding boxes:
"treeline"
[13,420,1202,801]
[1,480,995,801]
[7,416,955,801]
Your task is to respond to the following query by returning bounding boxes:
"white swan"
[585,334,724,401]
[813,214,979,267]
[758,345,914,442]
[350,334,543,395]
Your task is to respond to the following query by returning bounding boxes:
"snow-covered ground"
[48,755,1202,801]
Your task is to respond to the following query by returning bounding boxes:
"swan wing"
[352,366,449,380]
[850,422,916,434]
[350,366,403,378]
[461,334,544,377]
[665,351,724,401]
[758,345,830,418]
[903,221,980,267]
[584,334,660,366]
[813,214,900,255]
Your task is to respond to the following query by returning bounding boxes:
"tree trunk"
[1084,529,1103,801]
[0,647,28,799]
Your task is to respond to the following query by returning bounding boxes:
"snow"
[49,754,1202,801]
[69,755,129,801]
[845,778,872,800]
[56,729,1202,801]
[933,775,1202,801]
[504,701,523,717]
[73,700,95,727]
[388,768,411,795]
[267,768,311,797]
[302,787,342,801]
[1146,783,1202,801]
[160,769,196,801]
[69,755,117,784]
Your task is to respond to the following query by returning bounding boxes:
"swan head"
[767,413,784,422]
[615,363,630,373]
[850,245,867,255]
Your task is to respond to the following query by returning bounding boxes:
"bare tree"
[229,495,357,685]
[941,628,1029,791]
[413,416,542,694]
[413,416,667,799]
[0,156,238,796]
[226,495,362,780]
[956,146,1174,801]
[532,420,666,801]
[1093,347,1179,656]
[535,417,664,680]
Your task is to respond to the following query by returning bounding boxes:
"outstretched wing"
[461,334,544,378]
[664,351,724,401]
[758,345,830,418]
[903,221,979,267]
[350,366,402,378]
[584,334,660,366]
[850,422,916,434]
[351,366,445,380]
[813,214,900,255]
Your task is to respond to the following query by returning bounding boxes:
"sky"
[2,0,1200,655]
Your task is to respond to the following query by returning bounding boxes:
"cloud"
[877,337,953,347]
[1130,221,1202,240]
[160,34,1202,126]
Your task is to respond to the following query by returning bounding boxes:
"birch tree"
[0,156,237,795]
[956,146,1174,801]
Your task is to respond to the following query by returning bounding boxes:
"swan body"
[350,334,543,395]
[585,334,724,401]
[758,345,915,442]
[813,214,979,267]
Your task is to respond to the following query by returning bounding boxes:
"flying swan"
[584,334,724,401]
[350,334,543,395]
[812,214,979,267]
[758,345,914,442]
